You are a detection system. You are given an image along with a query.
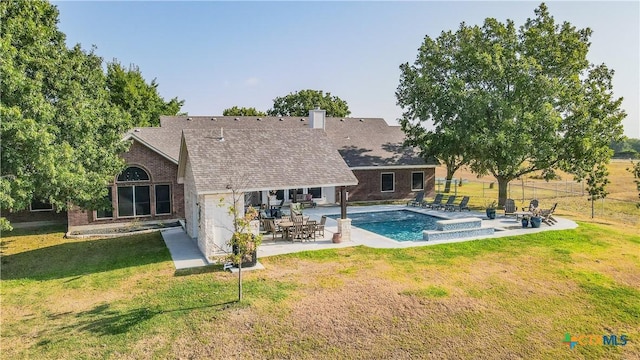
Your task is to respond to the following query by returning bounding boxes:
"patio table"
[514,211,532,221]
[277,218,311,241]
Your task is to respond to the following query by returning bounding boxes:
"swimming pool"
[328,210,443,242]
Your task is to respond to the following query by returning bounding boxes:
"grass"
[2,221,639,359]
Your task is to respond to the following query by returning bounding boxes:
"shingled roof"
[160,115,431,167]
[124,128,182,163]
[177,128,358,194]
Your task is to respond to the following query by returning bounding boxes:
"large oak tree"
[0,0,181,229]
[397,3,625,207]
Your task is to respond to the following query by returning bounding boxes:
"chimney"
[309,108,326,130]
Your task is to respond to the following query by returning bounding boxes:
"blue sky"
[54,1,639,137]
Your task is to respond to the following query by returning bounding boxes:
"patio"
[162,204,578,268]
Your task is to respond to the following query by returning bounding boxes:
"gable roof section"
[177,128,358,194]
[323,118,428,168]
[160,115,431,167]
[124,128,182,164]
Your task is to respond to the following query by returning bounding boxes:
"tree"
[1,0,130,229]
[268,89,350,117]
[585,164,609,218]
[106,61,184,127]
[221,188,262,303]
[397,3,625,207]
[222,106,266,116]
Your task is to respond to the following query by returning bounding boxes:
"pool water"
[329,210,443,242]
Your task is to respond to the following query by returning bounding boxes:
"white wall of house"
[322,186,336,204]
[198,193,239,259]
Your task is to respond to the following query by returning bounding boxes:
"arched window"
[116,166,151,217]
[117,166,150,182]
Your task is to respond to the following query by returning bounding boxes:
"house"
[177,128,358,257]
[13,110,434,233]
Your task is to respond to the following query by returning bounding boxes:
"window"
[117,186,150,217]
[30,199,53,212]
[412,172,424,191]
[155,185,171,215]
[116,166,151,218]
[96,187,113,219]
[381,173,395,192]
[289,188,304,201]
[309,187,322,198]
[117,166,150,182]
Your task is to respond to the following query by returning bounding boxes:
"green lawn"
[2,223,639,359]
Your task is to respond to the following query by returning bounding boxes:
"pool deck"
[256,204,577,257]
[161,204,577,269]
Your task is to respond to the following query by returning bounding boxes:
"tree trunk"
[238,265,243,302]
[591,197,595,219]
[497,177,510,209]
[444,167,455,193]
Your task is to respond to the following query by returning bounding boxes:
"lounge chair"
[504,199,516,217]
[446,196,470,211]
[423,193,444,209]
[407,191,425,207]
[437,195,457,211]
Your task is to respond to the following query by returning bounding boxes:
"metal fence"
[435,178,585,201]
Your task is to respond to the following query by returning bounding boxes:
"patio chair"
[407,191,425,207]
[289,215,305,241]
[504,199,517,217]
[290,202,304,217]
[446,196,470,211]
[422,193,444,209]
[305,220,317,241]
[437,195,457,211]
[524,199,539,212]
[264,219,283,240]
[315,215,326,237]
[540,203,558,225]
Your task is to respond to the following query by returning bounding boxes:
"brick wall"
[67,140,185,227]
[343,168,435,202]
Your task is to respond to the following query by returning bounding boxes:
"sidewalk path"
[161,228,211,269]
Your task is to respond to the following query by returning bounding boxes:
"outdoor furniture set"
[509,199,557,227]
[264,215,326,242]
